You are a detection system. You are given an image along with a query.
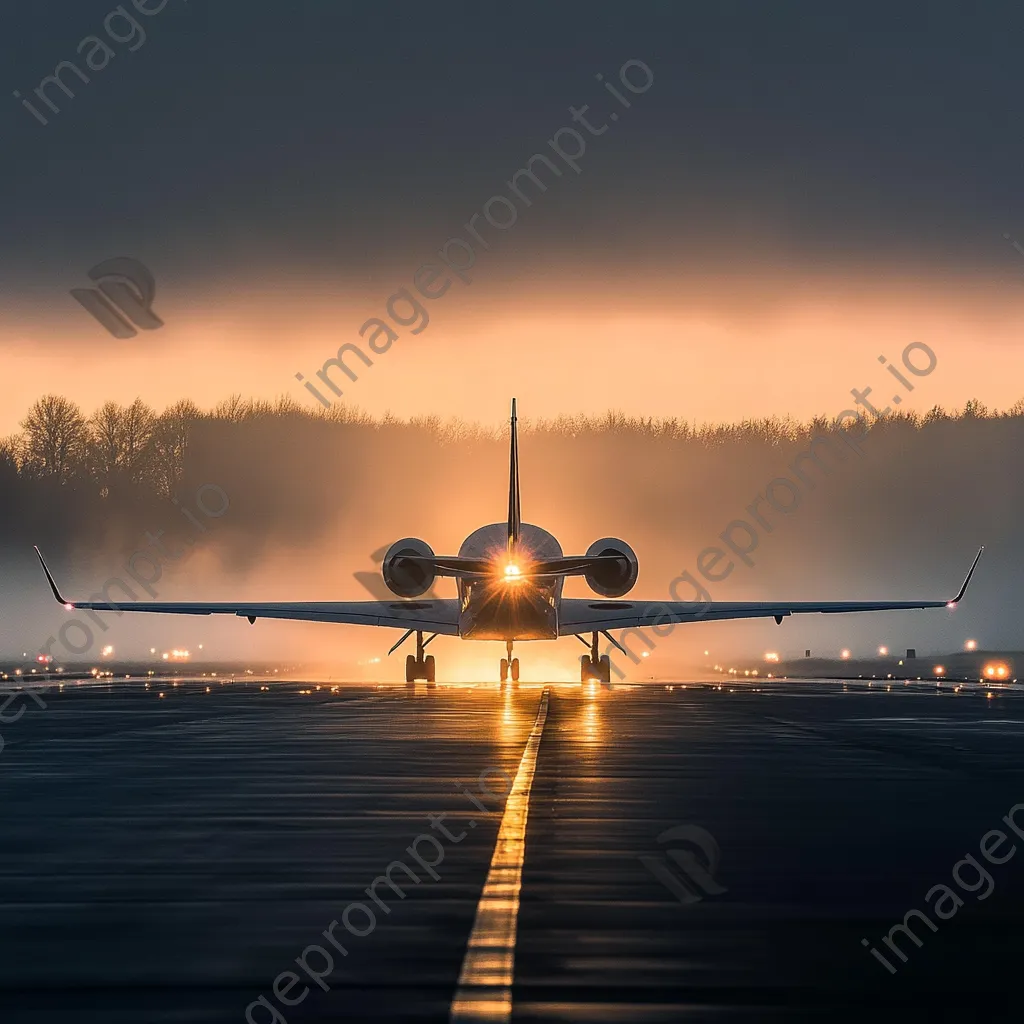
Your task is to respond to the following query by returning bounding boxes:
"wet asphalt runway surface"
[1,677,1023,1023]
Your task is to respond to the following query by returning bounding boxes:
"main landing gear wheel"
[580,655,611,683]
[405,632,437,686]
[510,658,520,682]
[580,632,612,684]
[500,658,509,684]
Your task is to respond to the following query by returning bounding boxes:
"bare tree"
[88,399,156,495]
[151,398,201,497]
[215,394,249,422]
[20,395,88,481]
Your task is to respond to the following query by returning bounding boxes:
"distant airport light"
[840,649,851,659]
[765,652,779,662]
[965,639,978,651]
[878,646,889,656]
[934,665,945,676]
[101,645,114,657]
[984,662,1009,679]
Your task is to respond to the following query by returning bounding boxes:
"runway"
[1,677,1023,1023]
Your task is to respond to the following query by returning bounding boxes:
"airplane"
[34,399,983,686]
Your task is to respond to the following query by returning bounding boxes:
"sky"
[3,1,1024,432]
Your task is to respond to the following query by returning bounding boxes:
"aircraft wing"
[559,548,983,635]
[33,547,460,634]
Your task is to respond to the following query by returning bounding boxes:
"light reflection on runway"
[450,688,549,1022]
[0,678,1022,1022]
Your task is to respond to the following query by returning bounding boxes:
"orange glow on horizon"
[4,268,1024,435]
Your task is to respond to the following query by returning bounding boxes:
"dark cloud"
[2,0,1024,301]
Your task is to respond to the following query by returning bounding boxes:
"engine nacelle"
[382,538,436,598]
[584,537,639,597]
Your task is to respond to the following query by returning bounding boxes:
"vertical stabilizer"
[507,399,521,554]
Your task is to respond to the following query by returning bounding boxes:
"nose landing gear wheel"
[510,657,519,683]
[425,655,435,688]
[500,658,509,684]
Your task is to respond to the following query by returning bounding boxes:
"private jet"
[34,400,982,685]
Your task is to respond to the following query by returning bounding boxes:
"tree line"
[1,392,1019,567]
[0,392,1016,496]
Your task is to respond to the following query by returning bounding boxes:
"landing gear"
[580,632,611,683]
[500,640,520,686]
[405,632,437,687]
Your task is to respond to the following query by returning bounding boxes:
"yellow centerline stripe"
[449,686,550,1023]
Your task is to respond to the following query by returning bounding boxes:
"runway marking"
[449,686,550,1023]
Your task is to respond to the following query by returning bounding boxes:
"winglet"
[33,546,73,608]
[949,546,984,607]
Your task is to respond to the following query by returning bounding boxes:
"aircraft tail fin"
[507,398,521,554]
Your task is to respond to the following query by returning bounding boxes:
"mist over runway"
[1,678,1022,1023]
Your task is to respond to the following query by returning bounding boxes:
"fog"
[0,396,1014,679]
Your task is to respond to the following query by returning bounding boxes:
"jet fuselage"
[457,523,562,640]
